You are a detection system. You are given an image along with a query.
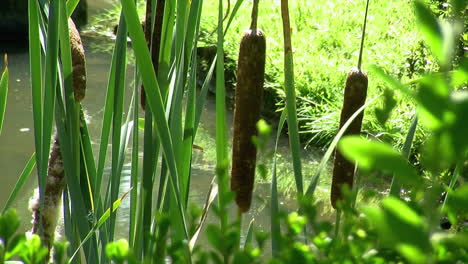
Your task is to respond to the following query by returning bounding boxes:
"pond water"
[0,0,331,244]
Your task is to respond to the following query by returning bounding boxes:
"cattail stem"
[357,0,370,70]
[250,0,260,32]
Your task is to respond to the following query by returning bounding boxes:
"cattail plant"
[230,0,266,213]
[331,0,370,209]
[30,18,86,252]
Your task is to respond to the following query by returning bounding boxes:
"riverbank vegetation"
[0,0,467,263]
[79,0,465,199]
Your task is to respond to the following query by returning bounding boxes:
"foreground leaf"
[338,136,420,188]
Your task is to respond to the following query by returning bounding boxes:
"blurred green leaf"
[364,197,430,251]
[450,0,468,16]
[452,57,468,87]
[397,244,427,264]
[4,234,26,260]
[449,90,468,158]
[375,89,397,126]
[416,75,451,130]
[287,212,306,235]
[17,234,48,264]
[106,239,130,261]
[206,224,223,254]
[52,241,69,264]
[414,1,444,63]
[421,132,455,172]
[0,56,8,136]
[444,184,468,225]
[370,66,414,98]
[338,136,420,188]
[0,209,20,244]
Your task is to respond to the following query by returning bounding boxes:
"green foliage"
[1,0,467,263]
[0,56,8,136]
[0,209,51,264]
[339,136,421,191]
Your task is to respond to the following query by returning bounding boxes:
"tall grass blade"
[129,71,140,250]
[389,115,418,197]
[41,0,60,186]
[189,178,218,251]
[215,0,229,232]
[66,0,80,17]
[107,97,135,243]
[181,0,204,207]
[79,108,98,211]
[280,0,303,195]
[106,16,128,242]
[2,154,36,213]
[271,109,287,256]
[224,0,245,35]
[95,12,126,205]
[142,109,157,257]
[442,160,463,211]
[0,56,8,135]
[29,0,43,181]
[244,218,255,247]
[194,57,216,134]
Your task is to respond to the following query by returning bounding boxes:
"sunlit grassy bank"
[79,0,435,199]
[84,0,432,150]
[200,0,429,147]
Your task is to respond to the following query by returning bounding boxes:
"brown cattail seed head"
[331,68,368,209]
[68,19,86,102]
[231,29,266,212]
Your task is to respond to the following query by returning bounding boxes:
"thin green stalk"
[271,109,287,256]
[29,0,43,192]
[280,0,303,195]
[142,109,156,257]
[94,13,125,233]
[129,70,141,251]
[334,210,341,239]
[441,160,464,211]
[106,13,128,243]
[215,0,229,235]
[0,56,8,136]
[181,0,204,208]
[357,0,370,70]
[2,154,36,213]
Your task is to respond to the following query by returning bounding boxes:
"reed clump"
[30,18,86,254]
